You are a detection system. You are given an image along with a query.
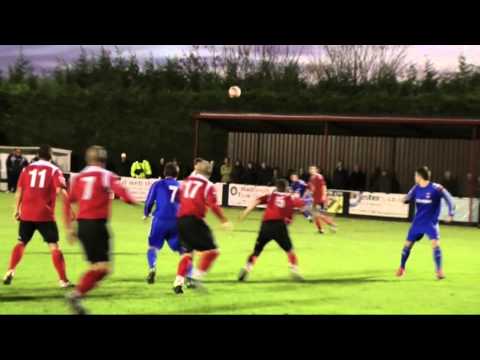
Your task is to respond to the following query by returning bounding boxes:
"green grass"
[0,192,479,315]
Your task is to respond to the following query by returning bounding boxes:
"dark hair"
[38,144,52,160]
[275,179,289,192]
[164,162,179,178]
[416,166,431,181]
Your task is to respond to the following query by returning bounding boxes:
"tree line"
[1,45,480,172]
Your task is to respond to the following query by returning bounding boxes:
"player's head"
[195,159,212,178]
[309,165,318,175]
[86,146,108,167]
[275,179,289,193]
[164,162,179,179]
[290,173,299,182]
[415,166,431,184]
[38,144,52,161]
[194,157,203,167]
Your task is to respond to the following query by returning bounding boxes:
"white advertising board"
[228,183,275,208]
[439,197,479,223]
[349,192,409,219]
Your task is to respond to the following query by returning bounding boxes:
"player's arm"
[143,183,156,219]
[206,187,229,225]
[54,170,76,222]
[111,177,137,205]
[440,186,456,222]
[62,184,79,245]
[321,184,328,203]
[239,198,262,221]
[13,187,23,221]
[292,197,306,211]
[13,169,25,221]
[404,186,416,204]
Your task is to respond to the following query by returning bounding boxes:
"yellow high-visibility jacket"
[131,160,152,178]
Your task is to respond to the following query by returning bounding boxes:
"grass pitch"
[0,192,479,315]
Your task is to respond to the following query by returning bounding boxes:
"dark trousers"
[7,172,20,192]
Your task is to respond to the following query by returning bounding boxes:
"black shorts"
[253,220,293,254]
[177,216,217,252]
[77,219,111,263]
[18,221,59,244]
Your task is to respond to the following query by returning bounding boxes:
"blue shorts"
[148,217,182,253]
[407,223,440,242]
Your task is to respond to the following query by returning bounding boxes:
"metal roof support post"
[193,116,200,161]
[468,126,478,223]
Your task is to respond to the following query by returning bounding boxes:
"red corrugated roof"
[195,112,480,126]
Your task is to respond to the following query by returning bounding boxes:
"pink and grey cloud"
[0,45,478,73]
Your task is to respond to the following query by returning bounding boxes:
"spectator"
[476,175,480,198]
[349,164,366,191]
[441,170,458,196]
[319,168,332,187]
[257,161,272,185]
[270,167,280,186]
[459,172,476,197]
[242,161,257,184]
[130,156,152,179]
[210,160,221,183]
[157,157,166,178]
[220,157,232,183]
[369,166,382,191]
[118,152,130,177]
[377,169,392,193]
[391,171,400,193]
[6,148,28,193]
[231,160,244,183]
[299,167,309,183]
[332,160,349,189]
[286,168,295,179]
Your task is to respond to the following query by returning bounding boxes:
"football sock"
[319,214,335,226]
[198,250,220,274]
[8,243,25,271]
[186,263,193,278]
[147,248,157,270]
[303,210,312,219]
[400,246,411,269]
[51,248,68,282]
[76,269,108,296]
[177,254,193,278]
[287,251,298,269]
[314,217,323,231]
[245,254,258,272]
[433,246,442,272]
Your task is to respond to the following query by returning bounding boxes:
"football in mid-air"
[228,86,242,98]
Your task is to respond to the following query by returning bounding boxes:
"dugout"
[0,146,72,192]
[192,112,480,224]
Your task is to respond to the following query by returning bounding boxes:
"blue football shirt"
[144,177,180,220]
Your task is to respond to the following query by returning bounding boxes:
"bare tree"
[198,45,307,80]
[308,45,410,85]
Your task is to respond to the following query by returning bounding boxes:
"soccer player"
[172,159,231,294]
[144,162,190,284]
[308,166,337,234]
[64,146,136,315]
[3,144,72,288]
[290,173,313,222]
[238,179,305,282]
[397,166,455,280]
